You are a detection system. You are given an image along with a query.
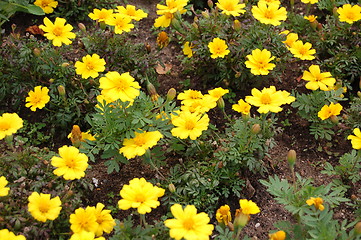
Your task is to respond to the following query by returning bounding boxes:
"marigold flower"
[0,229,26,240]
[289,40,316,60]
[304,15,318,22]
[251,2,287,26]
[337,4,361,24]
[106,14,134,34]
[75,54,106,79]
[239,199,260,215]
[245,49,276,75]
[301,0,318,4]
[178,89,204,105]
[154,12,174,28]
[118,178,165,214]
[119,131,163,159]
[259,0,281,5]
[208,87,229,101]
[156,31,169,49]
[347,128,361,150]
[282,32,298,48]
[232,99,251,114]
[34,0,58,14]
[51,145,89,180]
[93,203,116,236]
[39,17,76,47]
[208,37,230,59]
[245,86,295,114]
[25,86,50,111]
[306,197,325,211]
[183,41,194,58]
[269,230,286,240]
[99,71,140,103]
[216,205,232,225]
[156,0,188,15]
[0,176,10,197]
[180,95,217,114]
[88,8,114,23]
[28,192,62,222]
[69,231,105,240]
[70,207,98,234]
[171,111,210,140]
[164,204,214,240]
[216,0,246,16]
[0,113,23,140]
[317,102,342,120]
[116,5,148,21]
[302,65,336,91]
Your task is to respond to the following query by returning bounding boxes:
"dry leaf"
[155,63,172,74]
[26,25,44,36]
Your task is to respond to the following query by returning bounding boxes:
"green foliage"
[0,0,44,27]
[345,96,361,129]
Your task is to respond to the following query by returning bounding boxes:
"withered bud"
[201,10,210,18]
[147,81,158,96]
[33,48,41,56]
[351,194,358,201]
[287,149,296,167]
[317,23,323,31]
[78,23,86,32]
[355,222,361,234]
[251,124,261,134]
[330,115,339,124]
[145,43,151,53]
[227,222,234,231]
[233,20,241,31]
[57,85,66,96]
[217,161,223,168]
[208,0,214,8]
[310,20,318,30]
[234,209,250,227]
[167,88,177,101]
[168,183,176,193]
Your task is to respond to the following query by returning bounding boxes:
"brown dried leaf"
[155,63,172,75]
[26,25,44,35]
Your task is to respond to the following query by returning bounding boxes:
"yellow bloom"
[171,111,209,140]
[70,207,98,234]
[99,71,140,102]
[282,32,298,48]
[25,86,50,111]
[51,145,89,180]
[0,176,10,197]
[289,40,316,60]
[269,230,286,240]
[178,89,204,106]
[239,199,260,215]
[28,192,62,222]
[245,49,276,75]
[156,0,188,15]
[93,203,116,236]
[302,65,336,91]
[337,4,361,24]
[118,178,165,214]
[245,86,295,114]
[119,131,163,159]
[306,197,325,211]
[88,8,114,23]
[180,95,217,114]
[208,37,230,59]
[301,0,318,4]
[216,205,232,225]
[106,14,134,34]
[208,87,229,101]
[232,99,251,114]
[347,128,361,150]
[304,15,318,22]
[259,0,281,5]
[75,54,106,79]
[116,5,148,21]
[157,31,169,49]
[154,12,174,28]
[251,2,287,26]
[39,17,76,47]
[164,204,214,240]
[0,229,26,240]
[216,0,246,16]
[70,231,105,240]
[34,0,58,14]
[317,102,342,120]
[0,113,23,140]
[183,41,194,58]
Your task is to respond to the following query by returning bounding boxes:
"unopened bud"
[78,23,86,32]
[49,78,55,83]
[317,23,323,31]
[167,88,177,101]
[99,21,107,30]
[57,85,66,96]
[208,0,214,8]
[330,115,339,124]
[146,81,159,101]
[287,150,296,167]
[217,97,225,109]
[355,222,361,234]
[351,194,358,201]
[234,209,249,227]
[332,7,338,17]
[310,20,318,30]
[33,48,41,56]
[233,20,241,31]
[251,124,261,134]
[342,114,348,120]
[145,43,151,53]
[191,22,198,29]
[168,183,176,193]
[202,11,210,18]
[357,91,361,98]
[61,62,70,67]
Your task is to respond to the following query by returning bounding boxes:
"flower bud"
[208,0,214,8]
[33,48,41,56]
[202,11,210,18]
[233,20,241,31]
[99,21,107,30]
[310,19,318,30]
[251,124,261,134]
[332,7,338,17]
[57,85,66,96]
[234,209,249,227]
[61,62,70,67]
[168,183,176,193]
[78,23,86,32]
[287,150,296,167]
[167,88,177,101]
[217,97,225,109]
[351,194,358,201]
[330,115,339,124]
[146,81,159,102]
[49,78,55,83]
[145,42,152,53]
[317,23,323,31]
[358,91,361,98]
[355,222,361,235]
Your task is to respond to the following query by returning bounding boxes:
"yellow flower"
[0,229,26,240]
[156,0,188,15]
[157,31,169,49]
[164,204,214,240]
[116,5,148,21]
[118,178,165,214]
[25,86,50,111]
[51,145,89,180]
[69,231,105,240]
[251,2,287,26]
[68,125,96,147]
[70,207,98,234]
[34,0,58,14]
[27,192,62,222]
[208,37,230,59]
[0,113,23,140]
[282,32,298,48]
[75,54,106,79]
[304,15,318,22]
[259,0,281,5]
[269,230,286,240]
[154,12,174,28]
[180,96,217,114]
[347,128,361,150]
[99,71,140,102]
[216,205,232,225]
[337,4,361,24]
[183,41,194,58]
[0,176,10,197]
[88,8,114,23]
[208,87,229,101]
[245,49,276,75]
[301,0,318,4]
[106,14,134,34]
[171,111,209,140]
[119,131,163,159]
[306,197,325,211]
[39,17,76,47]
[245,86,295,114]
[216,0,246,16]
[178,89,204,105]
[289,40,316,60]
[239,199,260,215]
[317,102,342,120]
[302,65,336,91]
[232,99,251,114]
[93,203,116,236]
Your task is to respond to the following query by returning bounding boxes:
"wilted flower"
[251,2,287,26]
[25,86,50,111]
[289,40,316,60]
[216,0,246,16]
[116,5,148,21]
[75,54,106,79]
[28,192,62,222]
[156,31,169,48]
[317,102,342,120]
[245,49,276,75]
[0,113,23,140]
[306,197,325,211]
[171,111,209,140]
[68,125,96,147]
[39,17,76,47]
[337,4,361,24]
[88,8,114,22]
[302,65,336,91]
[0,176,10,197]
[208,37,230,59]
[216,205,232,225]
[34,0,58,14]
[347,128,361,149]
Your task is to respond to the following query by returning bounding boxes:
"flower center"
[133,135,146,147]
[65,158,76,168]
[183,217,195,230]
[135,193,146,203]
[185,120,196,130]
[127,8,136,16]
[260,93,272,104]
[298,47,308,55]
[264,9,275,19]
[0,122,10,131]
[346,12,355,20]
[52,27,63,36]
[39,202,50,213]
[224,2,235,11]
[86,62,95,71]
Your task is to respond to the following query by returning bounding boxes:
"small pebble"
[255,223,260,228]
